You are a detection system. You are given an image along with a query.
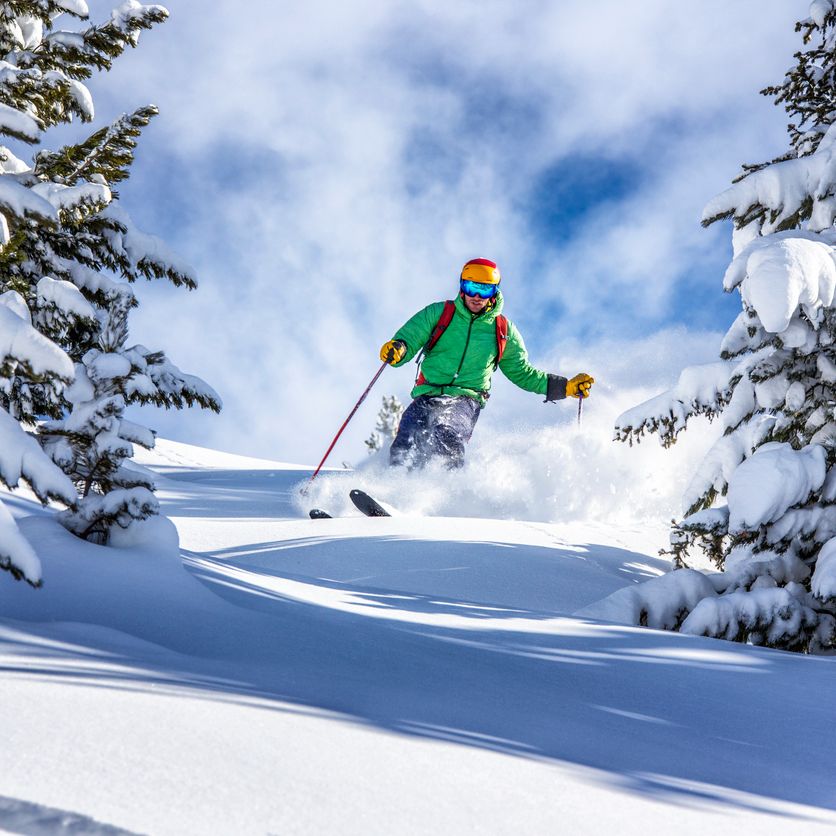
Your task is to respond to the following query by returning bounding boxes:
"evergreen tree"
[613,0,836,652]
[365,394,403,454]
[41,296,219,543]
[0,1,220,570]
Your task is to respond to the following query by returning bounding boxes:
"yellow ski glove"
[380,339,407,365]
[566,373,594,399]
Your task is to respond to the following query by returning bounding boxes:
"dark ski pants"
[389,394,482,469]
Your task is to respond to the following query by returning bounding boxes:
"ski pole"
[308,360,388,484]
[577,392,584,426]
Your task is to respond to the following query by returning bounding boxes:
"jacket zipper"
[420,311,481,394]
[451,315,475,382]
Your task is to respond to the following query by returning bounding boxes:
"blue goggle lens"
[460,279,498,299]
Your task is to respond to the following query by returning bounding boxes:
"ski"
[309,508,332,519]
[349,488,391,517]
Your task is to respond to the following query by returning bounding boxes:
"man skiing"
[379,257,594,469]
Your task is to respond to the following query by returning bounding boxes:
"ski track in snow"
[1,439,836,834]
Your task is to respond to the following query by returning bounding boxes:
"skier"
[379,257,594,469]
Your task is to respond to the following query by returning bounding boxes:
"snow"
[102,203,196,284]
[726,442,826,532]
[2,437,836,832]
[36,275,96,321]
[0,407,76,505]
[0,148,28,177]
[126,344,222,408]
[31,180,111,212]
[111,1,169,34]
[56,0,90,15]
[0,104,41,142]
[810,0,834,28]
[0,301,75,382]
[45,31,86,50]
[61,258,136,301]
[86,350,133,381]
[703,122,836,233]
[575,568,718,630]
[0,102,40,142]
[615,360,731,444]
[60,485,158,536]
[724,235,836,333]
[0,289,30,323]
[812,537,836,600]
[67,78,94,121]
[681,587,817,647]
[679,415,771,516]
[0,494,40,583]
[0,177,57,222]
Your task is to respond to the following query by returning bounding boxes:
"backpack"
[415,300,508,387]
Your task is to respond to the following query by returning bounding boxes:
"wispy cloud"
[74,0,801,462]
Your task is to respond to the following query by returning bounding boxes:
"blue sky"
[61,0,803,462]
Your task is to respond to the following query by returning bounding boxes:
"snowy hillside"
[1,438,835,834]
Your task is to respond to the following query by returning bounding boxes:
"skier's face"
[462,293,490,313]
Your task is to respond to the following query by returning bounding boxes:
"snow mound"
[575,569,717,629]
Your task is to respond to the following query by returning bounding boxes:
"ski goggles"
[460,279,499,299]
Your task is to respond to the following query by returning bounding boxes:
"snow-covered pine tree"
[0,2,220,554]
[610,0,836,652]
[365,394,404,454]
[0,288,77,584]
[40,295,219,543]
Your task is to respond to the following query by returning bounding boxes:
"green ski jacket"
[391,292,553,407]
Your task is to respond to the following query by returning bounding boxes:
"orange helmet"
[460,257,501,285]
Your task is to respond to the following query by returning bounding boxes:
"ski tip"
[309,509,332,519]
[349,489,391,517]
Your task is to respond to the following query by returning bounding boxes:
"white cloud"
[76,0,802,463]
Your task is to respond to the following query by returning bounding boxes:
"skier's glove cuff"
[380,339,407,365]
[544,374,568,402]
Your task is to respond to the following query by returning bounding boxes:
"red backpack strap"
[414,300,456,387]
[494,315,508,368]
[425,300,456,354]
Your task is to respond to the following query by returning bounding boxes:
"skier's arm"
[500,324,594,401]
[499,322,585,401]
[498,323,553,395]
[387,302,446,367]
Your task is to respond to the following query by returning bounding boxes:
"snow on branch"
[34,106,158,187]
[726,442,827,532]
[0,296,74,382]
[0,177,58,222]
[59,485,158,540]
[31,179,111,218]
[0,499,42,585]
[679,414,776,517]
[809,0,836,30]
[703,123,836,234]
[680,587,819,650]
[0,101,41,143]
[812,538,836,600]
[102,203,197,288]
[614,361,732,447]
[723,233,836,333]
[124,345,222,411]
[56,1,90,18]
[575,569,720,630]
[0,407,75,504]
[110,1,169,37]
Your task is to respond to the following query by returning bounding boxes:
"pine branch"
[34,105,158,185]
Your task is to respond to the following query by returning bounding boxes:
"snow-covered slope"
[1,439,835,834]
